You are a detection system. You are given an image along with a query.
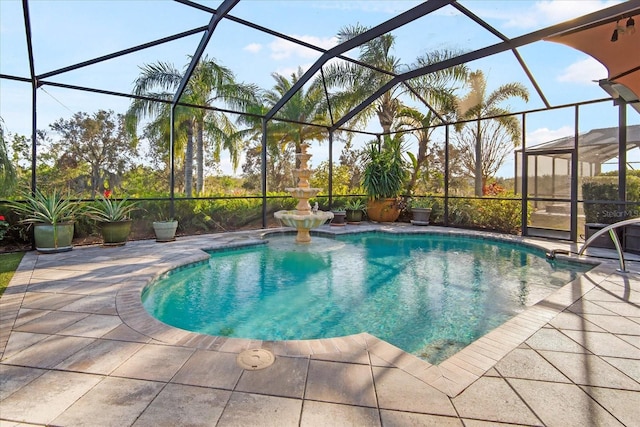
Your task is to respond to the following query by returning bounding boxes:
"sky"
[1,0,639,177]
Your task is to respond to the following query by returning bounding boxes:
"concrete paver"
[300,401,381,427]
[493,347,570,382]
[0,370,103,425]
[372,366,456,416]
[1,225,639,426]
[216,392,302,427]
[54,339,144,375]
[171,349,243,389]
[508,379,625,427]
[235,355,308,398]
[379,410,463,426]
[110,344,194,382]
[0,365,46,400]
[305,359,377,407]
[3,335,95,369]
[452,376,541,425]
[132,384,230,427]
[51,377,164,427]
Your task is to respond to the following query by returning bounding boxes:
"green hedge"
[582,175,640,224]
[447,194,528,234]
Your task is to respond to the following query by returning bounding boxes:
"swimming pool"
[142,232,591,363]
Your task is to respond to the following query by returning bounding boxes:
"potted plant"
[8,188,79,253]
[85,194,138,246]
[344,198,366,224]
[153,217,178,242]
[409,196,434,225]
[362,138,407,222]
[330,204,346,226]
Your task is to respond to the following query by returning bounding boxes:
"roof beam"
[332,1,640,131]
[452,1,550,108]
[38,26,207,80]
[172,0,239,105]
[21,0,36,83]
[264,0,455,121]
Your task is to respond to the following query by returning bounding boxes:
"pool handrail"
[578,217,640,272]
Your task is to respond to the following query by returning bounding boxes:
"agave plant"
[85,195,138,222]
[9,188,79,225]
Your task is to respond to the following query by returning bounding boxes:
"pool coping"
[115,224,618,397]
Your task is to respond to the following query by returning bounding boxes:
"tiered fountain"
[274,143,333,243]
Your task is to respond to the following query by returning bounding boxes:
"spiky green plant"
[362,137,407,200]
[9,188,78,225]
[85,195,138,222]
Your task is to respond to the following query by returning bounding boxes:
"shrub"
[447,194,527,234]
[582,175,640,224]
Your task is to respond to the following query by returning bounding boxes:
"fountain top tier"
[274,142,333,243]
[286,143,322,215]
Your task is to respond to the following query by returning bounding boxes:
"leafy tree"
[242,139,295,192]
[311,161,357,195]
[454,70,529,196]
[49,110,136,196]
[0,118,17,196]
[127,55,258,196]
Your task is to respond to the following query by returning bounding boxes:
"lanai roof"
[1,0,639,136]
[522,124,640,164]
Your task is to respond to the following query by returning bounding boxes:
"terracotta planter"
[100,220,132,246]
[411,208,432,226]
[153,220,178,242]
[33,222,74,253]
[366,199,401,223]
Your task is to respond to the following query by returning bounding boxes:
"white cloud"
[269,35,338,60]
[526,125,574,146]
[309,1,423,15]
[243,43,262,54]
[557,57,607,84]
[274,64,311,78]
[500,0,621,29]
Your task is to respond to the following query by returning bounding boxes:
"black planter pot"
[331,211,346,226]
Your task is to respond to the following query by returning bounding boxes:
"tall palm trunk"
[185,122,194,197]
[196,120,204,194]
[407,143,428,195]
[474,119,483,197]
[377,93,395,143]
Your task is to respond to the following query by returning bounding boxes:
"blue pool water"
[142,232,591,363]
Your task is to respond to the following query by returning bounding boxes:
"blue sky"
[1,0,638,176]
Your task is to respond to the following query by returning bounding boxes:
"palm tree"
[322,25,467,143]
[395,108,442,195]
[454,70,529,196]
[127,56,257,196]
[0,117,17,196]
[264,68,330,166]
[238,67,331,183]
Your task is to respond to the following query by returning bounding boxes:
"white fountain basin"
[274,210,334,229]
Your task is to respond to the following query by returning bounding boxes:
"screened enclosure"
[1,0,639,244]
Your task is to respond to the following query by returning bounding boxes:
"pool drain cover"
[236,349,275,370]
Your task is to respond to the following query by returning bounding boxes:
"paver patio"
[1,224,639,426]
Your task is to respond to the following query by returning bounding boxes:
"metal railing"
[578,217,640,273]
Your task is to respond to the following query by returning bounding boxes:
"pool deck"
[1,223,639,426]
